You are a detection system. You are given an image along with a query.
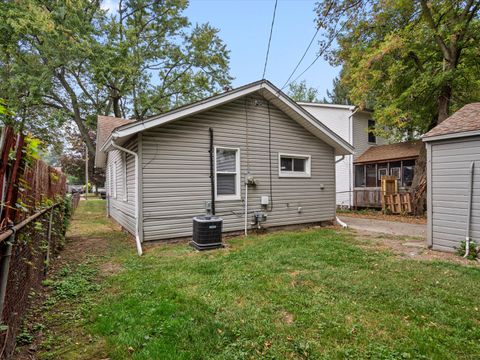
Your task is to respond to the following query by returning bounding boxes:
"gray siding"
[429,136,480,252]
[106,137,137,234]
[141,96,336,241]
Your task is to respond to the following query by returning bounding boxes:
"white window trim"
[112,160,117,199]
[122,153,128,201]
[214,146,241,201]
[278,153,311,178]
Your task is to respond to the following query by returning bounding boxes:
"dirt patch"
[351,229,480,266]
[339,211,427,225]
[281,311,295,325]
[100,261,123,276]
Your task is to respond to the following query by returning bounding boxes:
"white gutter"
[464,161,475,258]
[111,140,143,256]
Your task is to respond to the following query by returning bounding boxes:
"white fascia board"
[298,102,356,111]
[107,80,353,155]
[262,83,353,155]
[422,130,480,142]
[113,83,264,139]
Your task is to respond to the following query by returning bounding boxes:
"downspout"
[335,155,345,164]
[111,140,142,256]
[464,161,475,258]
[347,107,358,208]
[244,183,248,236]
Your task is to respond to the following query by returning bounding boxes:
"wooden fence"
[0,126,70,359]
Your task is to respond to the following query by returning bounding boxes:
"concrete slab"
[337,216,426,238]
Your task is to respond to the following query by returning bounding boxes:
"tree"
[315,0,480,213]
[287,80,320,102]
[0,0,232,157]
[325,74,351,105]
[315,0,480,136]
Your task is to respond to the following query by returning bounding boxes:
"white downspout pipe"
[464,161,475,258]
[111,140,143,256]
[244,183,248,236]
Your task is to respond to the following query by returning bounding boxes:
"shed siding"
[430,136,480,252]
[141,96,335,241]
[106,137,137,234]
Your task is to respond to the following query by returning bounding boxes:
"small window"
[368,119,376,143]
[279,153,311,177]
[215,147,240,200]
[355,165,365,187]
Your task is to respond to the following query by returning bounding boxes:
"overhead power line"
[262,0,278,79]
[280,27,320,89]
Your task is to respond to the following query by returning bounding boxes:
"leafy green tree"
[325,74,351,105]
[0,0,231,156]
[315,0,480,136]
[287,80,320,102]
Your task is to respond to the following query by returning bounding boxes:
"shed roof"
[423,103,480,141]
[95,115,134,168]
[96,80,354,168]
[353,140,423,164]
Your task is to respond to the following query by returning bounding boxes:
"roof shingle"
[423,103,480,138]
[353,141,423,164]
[95,116,135,166]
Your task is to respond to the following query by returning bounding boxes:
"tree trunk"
[112,96,122,118]
[437,83,452,123]
[411,144,427,215]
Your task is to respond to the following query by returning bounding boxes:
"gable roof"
[423,103,480,141]
[95,115,134,168]
[98,80,354,162]
[353,140,423,164]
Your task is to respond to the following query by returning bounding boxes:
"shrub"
[456,240,478,260]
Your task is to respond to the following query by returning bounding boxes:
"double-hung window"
[215,147,240,200]
[278,153,311,177]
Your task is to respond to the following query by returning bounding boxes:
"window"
[355,165,365,187]
[366,164,376,187]
[368,119,376,143]
[377,163,388,186]
[389,161,401,180]
[215,147,240,200]
[122,153,128,201]
[278,153,311,177]
[112,161,117,199]
[402,160,415,187]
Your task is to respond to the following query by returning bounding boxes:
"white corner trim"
[278,152,312,178]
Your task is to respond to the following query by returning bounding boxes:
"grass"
[35,200,480,359]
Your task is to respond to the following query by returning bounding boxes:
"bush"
[456,240,478,260]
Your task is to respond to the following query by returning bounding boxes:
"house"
[95,80,353,254]
[423,103,480,253]
[352,141,423,207]
[299,103,386,208]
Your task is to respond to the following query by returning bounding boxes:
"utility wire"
[280,27,320,89]
[262,0,278,79]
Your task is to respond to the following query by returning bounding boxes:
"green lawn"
[37,200,480,359]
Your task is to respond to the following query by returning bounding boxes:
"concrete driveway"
[338,216,426,238]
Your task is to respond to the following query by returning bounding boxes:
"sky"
[101,0,340,99]
[184,0,339,98]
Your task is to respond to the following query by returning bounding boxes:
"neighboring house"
[95,80,353,254]
[299,103,386,208]
[423,103,480,253]
[352,141,423,207]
